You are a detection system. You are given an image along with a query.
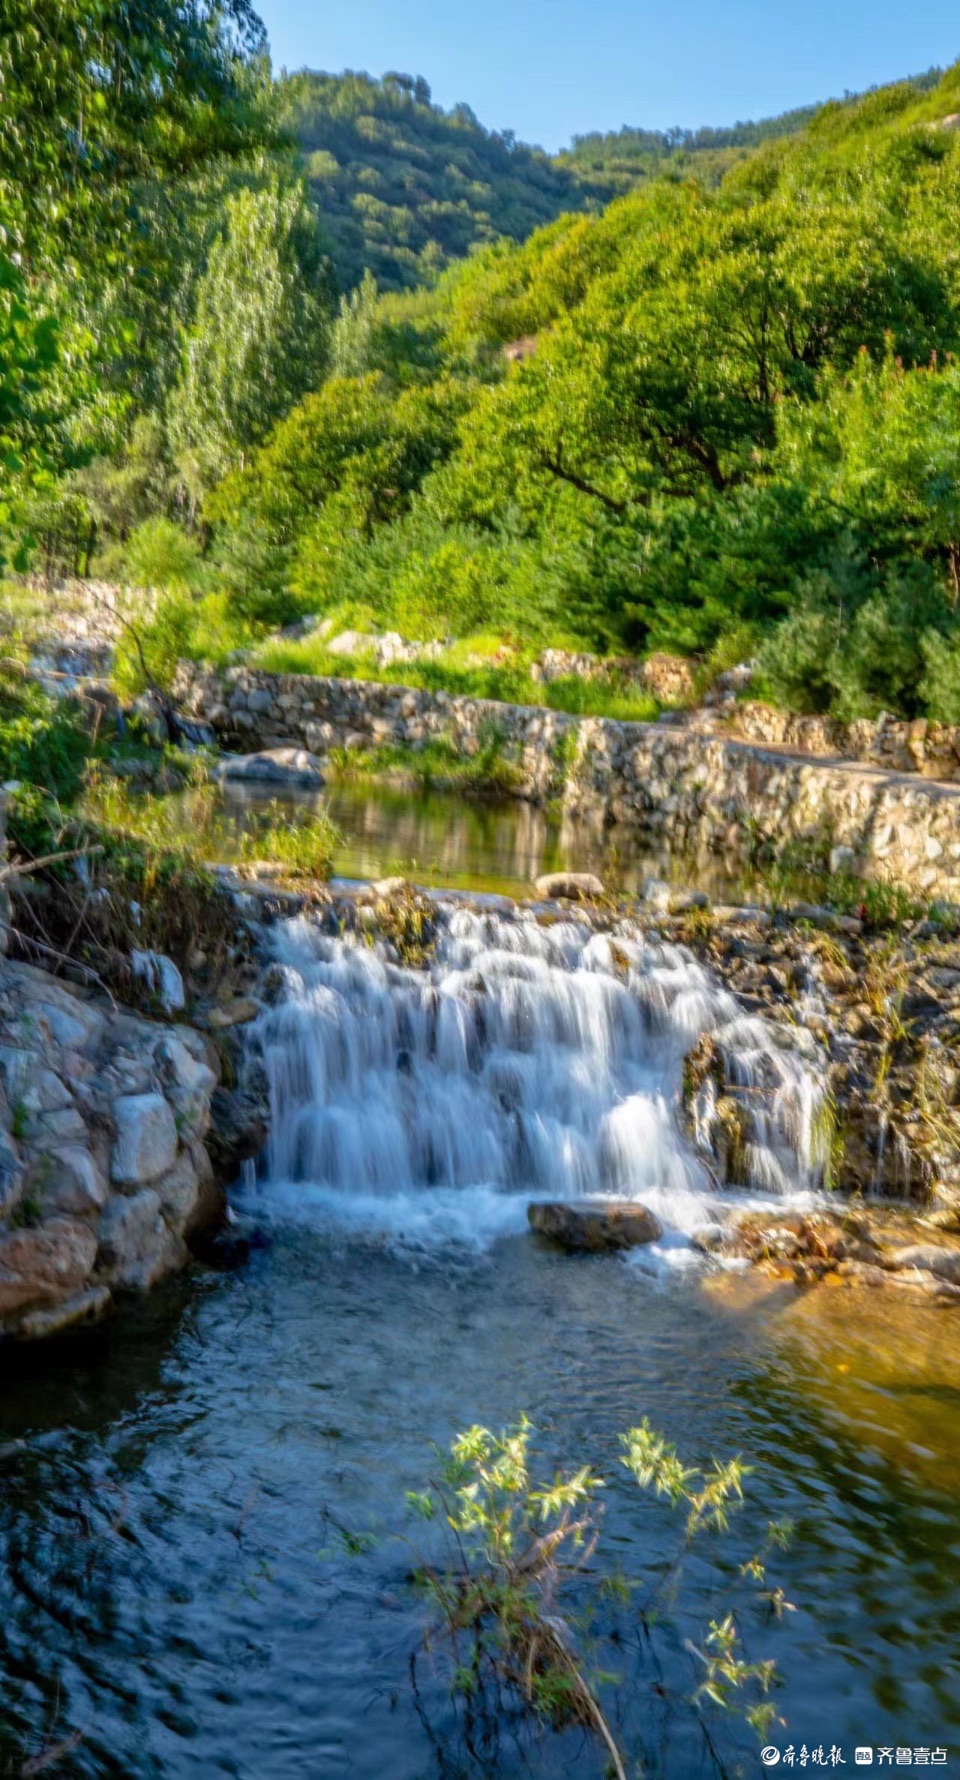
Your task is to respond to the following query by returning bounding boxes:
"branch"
[539,448,629,514]
[0,845,103,884]
[1,919,118,1010]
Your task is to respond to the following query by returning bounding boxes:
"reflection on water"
[216,778,735,900]
[3,1245,960,1778]
[3,782,960,1776]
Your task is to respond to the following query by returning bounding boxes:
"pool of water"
[2,798,958,1778]
[3,895,960,1779]
[3,1246,960,1778]
[216,778,741,901]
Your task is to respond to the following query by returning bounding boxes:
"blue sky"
[255,0,960,151]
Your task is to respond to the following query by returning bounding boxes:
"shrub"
[117,516,206,595]
[407,1416,790,1775]
[921,629,960,722]
[111,590,251,696]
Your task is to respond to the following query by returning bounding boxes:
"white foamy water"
[245,905,827,1256]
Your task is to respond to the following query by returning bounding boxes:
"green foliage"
[557,69,942,193]
[0,1,268,265]
[168,171,334,502]
[250,629,661,721]
[279,70,601,294]
[409,1416,789,1775]
[111,589,250,696]
[0,668,91,814]
[121,518,206,595]
[21,41,960,724]
[328,729,526,799]
[83,777,340,881]
[0,251,61,571]
[194,60,960,719]
[0,0,274,571]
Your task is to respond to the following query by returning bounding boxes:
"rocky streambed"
[4,830,960,1340]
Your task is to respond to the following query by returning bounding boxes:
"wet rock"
[130,950,185,1014]
[682,1032,725,1102]
[527,1198,663,1252]
[204,997,260,1029]
[206,1085,268,1179]
[885,1243,960,1283]
[534,872,605,902]
[16,1284,112,1341]
[110,1093,178,1187]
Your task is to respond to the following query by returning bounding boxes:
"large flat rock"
[527,1198,663,1252]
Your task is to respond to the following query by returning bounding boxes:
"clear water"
[216,779,741,901]
[4,1245,960,1777]
[3,844,960,1778]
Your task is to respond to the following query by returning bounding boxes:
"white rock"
[131,950,185,1014]
[110,1093,178,1186]
[534,872,605,902]
[326,630,378,657]
[642,877,672,911]
[829,844,858,875]
[154,1035,216,1099]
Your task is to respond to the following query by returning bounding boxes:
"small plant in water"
[407,1415,792,1777]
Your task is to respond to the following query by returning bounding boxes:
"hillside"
[278,70,609,292]
[280,66,946,292]
[556,67,942,192]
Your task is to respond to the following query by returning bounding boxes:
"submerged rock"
[533,871,605,902]
[527,1198,663,1252]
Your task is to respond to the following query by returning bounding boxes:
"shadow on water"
[3,789,960,1776]
[3,1242,960,1777]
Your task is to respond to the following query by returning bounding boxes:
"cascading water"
[246,903,826,1257]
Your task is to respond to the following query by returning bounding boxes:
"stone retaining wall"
[174,662,578,804]
[173,663,960,899]
[721,701,960,781]
[0,959,222,1339]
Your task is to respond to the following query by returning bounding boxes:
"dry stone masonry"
[175,663,960,899]
[0,958,222,1339]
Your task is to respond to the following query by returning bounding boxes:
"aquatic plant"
[407,1415,791,1776]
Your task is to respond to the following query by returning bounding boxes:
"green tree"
[0,0,268,268]
[168,173,333,505]
[0,249,61,569]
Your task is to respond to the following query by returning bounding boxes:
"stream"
[2,790,960,1777]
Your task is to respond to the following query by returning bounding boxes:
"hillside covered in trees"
[8,14,960,725]
[555,67,943,193]
[280,66,945,290]
[278,70,607,292]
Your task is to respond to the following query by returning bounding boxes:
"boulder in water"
[527,1198,663,1252]
[533,871,605,902]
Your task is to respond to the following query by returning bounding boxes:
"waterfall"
[246,904,826,1256]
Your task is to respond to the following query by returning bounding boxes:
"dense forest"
[279,71,607,292]
[7,9,960,722]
